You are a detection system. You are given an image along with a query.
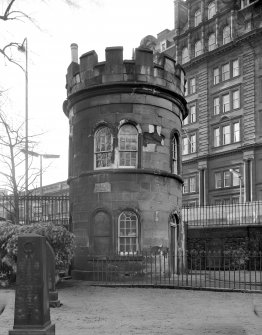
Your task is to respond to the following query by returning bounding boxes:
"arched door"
[93,211,112,255]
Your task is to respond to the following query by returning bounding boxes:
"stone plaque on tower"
[9,234,55,335]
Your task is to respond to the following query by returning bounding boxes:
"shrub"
[0,221,75,283]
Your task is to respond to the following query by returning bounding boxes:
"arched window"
[118,211,138,254]
[171,134,179,175]
[181,47,189,64]
[194,40,202,57]
[208,2,216,20]
[118,124,138,167]
[223,26,231,44]
[94,126,113,169]
[208,33,216,51]
[194,9,201,27]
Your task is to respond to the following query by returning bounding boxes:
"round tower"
[63,45,187,279]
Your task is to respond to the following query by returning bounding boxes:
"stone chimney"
[70,43,78,63]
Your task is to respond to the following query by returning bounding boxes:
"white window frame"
[223,171,231,188]
[214,127,220,147]
[195,40,202,57]
[118,211,138,254]
[208,2,216,19]
[182,47,189,64]
[222,93,230,113]
[194,9,202,27]
[214,97,220,115]
[190,105,196,123]
[118,124,138,168]
[233,90,240,110]
[183,179,189,194]
[189,176,196,193]
[222,63,230,81]
[94,126,113,169]
[215,172,222,189]
[189,77,196,94]
[182,137,189,155]
[222,125,231,145]
[232,59,239,77]
[223,26,231,44]
[208,33,216,51]
[233,122,240,142]
[213,67,220,85]
[190,134,196,153]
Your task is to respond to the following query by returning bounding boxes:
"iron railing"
[0,195,69,227]
[182,201,262,227]
[85,251,262,292]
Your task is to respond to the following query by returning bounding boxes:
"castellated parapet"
[65,45,187,117]
[63,45,188,280]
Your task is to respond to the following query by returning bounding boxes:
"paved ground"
[1,281,262,335]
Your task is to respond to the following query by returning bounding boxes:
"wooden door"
[93,211,112,255]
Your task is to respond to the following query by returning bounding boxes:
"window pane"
[222,94,230,113]
[233,59,239,77]
[190,105,196,123]
[232,168,240,186]
[195,9,201,26]
[182,137,189,155]
[233,122,240,142]
[119,124,138,167]
[190,78,196,94]
[214,128,220,147]
[183,179,189,193]
[215,173,222,188]
[195,40,202,57]
[224,171,230,187]
[189,177,196,192]
[95,127,112,168]
[214,97,220,115]
[222,125,231,145]
[208,2,216,19]
[119,211,138,253]
[182,47,189,64]
[233,90,240,109]
[223,26,231,44]
[213,68,219,85]
[190,134,196,153]
[222,63,230,81]
[208,33,216,51]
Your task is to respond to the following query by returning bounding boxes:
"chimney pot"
[70,43,78,63]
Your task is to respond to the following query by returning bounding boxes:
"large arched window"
[194,40,202,57]
[181,47,189,64]
[118,124,138,167]
[223,26,231,44]
[118,211,138,254]
[94,126,113,169]
[194,9,201,27]
[171,133,180,175]
[208,33,216,51]
[208,2,216,20]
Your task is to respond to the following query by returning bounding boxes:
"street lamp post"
[18,38,28,196]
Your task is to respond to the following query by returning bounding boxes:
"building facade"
[63,45,187,276]
[156,0,262,205]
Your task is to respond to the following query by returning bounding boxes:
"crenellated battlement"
[66,45,186,99]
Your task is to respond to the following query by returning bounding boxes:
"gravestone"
[46,241,60,308]
[9,234,55,335]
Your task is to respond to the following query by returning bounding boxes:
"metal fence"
[86,251,262,292]
[0,195,69,227]
[182,201,262,227]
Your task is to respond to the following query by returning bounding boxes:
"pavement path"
[1,281,262,335]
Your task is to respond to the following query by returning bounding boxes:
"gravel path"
[1,281,262,335]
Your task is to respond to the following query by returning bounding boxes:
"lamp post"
[229,168,242,203]
[18,38,28,196]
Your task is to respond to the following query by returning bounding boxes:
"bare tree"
[0,110,41,223]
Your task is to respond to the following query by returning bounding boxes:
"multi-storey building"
[156,0,262,205]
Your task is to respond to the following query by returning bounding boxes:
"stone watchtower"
[63,44,187,279]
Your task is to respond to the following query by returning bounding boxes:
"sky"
[0,0,175,189]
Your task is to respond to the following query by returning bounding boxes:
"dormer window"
[194,9,202,27]
[208,2,216,20]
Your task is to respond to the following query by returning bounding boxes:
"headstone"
[46,241,61,308]
[9,234,55,335]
